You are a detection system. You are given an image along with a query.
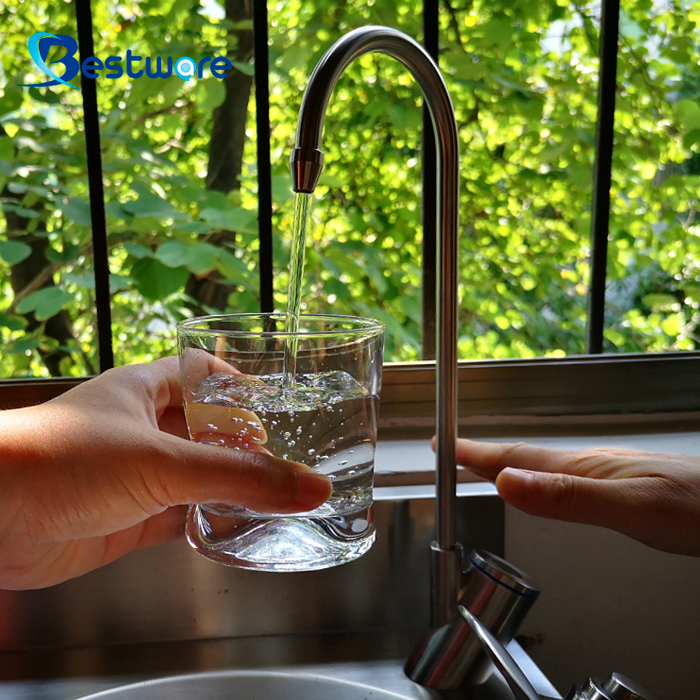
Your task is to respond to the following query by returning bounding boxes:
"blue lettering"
[210,57,232,79]
[104,55,123,79]
[81,57,103,79]
[20,33,80,89]
[145,56,173,79]
[126,49,143,78]
[197,57,211,78]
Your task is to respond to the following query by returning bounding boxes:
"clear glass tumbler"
[178,313,384,572]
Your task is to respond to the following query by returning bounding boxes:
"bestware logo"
[20,32,233,90]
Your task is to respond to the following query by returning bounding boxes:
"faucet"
[289,25,462,633]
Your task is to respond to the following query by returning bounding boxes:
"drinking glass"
[178,313,384,572]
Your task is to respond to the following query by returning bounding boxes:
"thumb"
[151,435,333,514]
[495,467,648,534]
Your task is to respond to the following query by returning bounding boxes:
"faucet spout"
[290,26,461,628]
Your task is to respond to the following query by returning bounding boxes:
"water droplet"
[307,449,315,456]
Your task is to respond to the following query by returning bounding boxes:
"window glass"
[267,1,423,361]
[92,0,260,366]
[3,0,699,381]
[1,1,96,377]
[606,0,700,352]
[442,0,597,359]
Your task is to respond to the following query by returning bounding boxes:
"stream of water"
[283,192,313,386]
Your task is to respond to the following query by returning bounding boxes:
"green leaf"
[197,79,227,113]
[0,312,27,331]
[175,221,214,235]
[45,243,81,264]
[16,287,75,321]
[63,272,131,293]
[124,242,154,259]
[674,99,700,131]
[643,293,677,311]
[123,190,178,219]
[661,314,681,337]
[130,257,189,301]
[10,338,40,354]
[0,240,32,264]
[106,201,128,221]
[0,85,23,117]
[186,242,219,275]
[272,174,295,203]
[199,205,257,232]
[2,203,39,218]
[27,87,61,105]
[216,249,254,287]
[156,240,189,268]
[55,197,93,226]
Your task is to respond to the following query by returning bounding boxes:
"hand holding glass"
[178,313,384,572]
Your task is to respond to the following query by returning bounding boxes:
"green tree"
[1,0,700,377]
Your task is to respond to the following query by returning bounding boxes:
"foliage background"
[1,0,699,377]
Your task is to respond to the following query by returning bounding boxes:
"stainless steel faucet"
[289,25,462,631]
[289,28,658,698]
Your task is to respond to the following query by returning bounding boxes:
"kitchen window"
[2,0,700,422]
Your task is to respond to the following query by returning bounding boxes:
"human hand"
[453,438,700,556]
[0,357,332,590]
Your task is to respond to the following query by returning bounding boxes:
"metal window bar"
[74,0,114,371]
[586,0,621,354]
[253,0,274,313]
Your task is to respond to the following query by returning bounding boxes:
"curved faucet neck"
[290,25,461,628]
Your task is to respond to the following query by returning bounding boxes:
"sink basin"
[75,669,421,700]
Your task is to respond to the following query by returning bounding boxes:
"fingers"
[454,438,578,479]
[495,467,637,526]
[152,436,333,514]
[493,467,700,554]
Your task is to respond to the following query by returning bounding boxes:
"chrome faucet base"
[405,549,540,690]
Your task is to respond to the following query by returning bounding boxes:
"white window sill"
[374,430,700,492]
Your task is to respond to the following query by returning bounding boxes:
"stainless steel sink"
[75,669,422,700]
[70,656,560,700]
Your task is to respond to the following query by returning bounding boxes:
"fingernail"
[291,465,333,509]
[502,467,537,482]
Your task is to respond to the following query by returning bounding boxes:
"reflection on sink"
[77,670,418,700]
